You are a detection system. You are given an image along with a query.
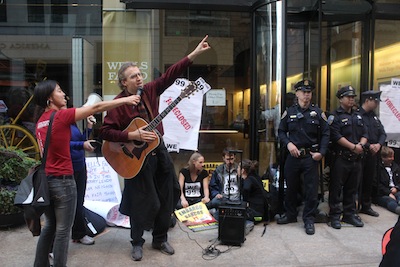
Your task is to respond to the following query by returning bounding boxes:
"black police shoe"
[330,219,341,229]
[276,215,297,225]
[342,215,364,227]
[359,208,379,217]
[304,223,315,235]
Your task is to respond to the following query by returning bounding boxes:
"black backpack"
[84,207,107,237]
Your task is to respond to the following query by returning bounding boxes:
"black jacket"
[377,161,400,197]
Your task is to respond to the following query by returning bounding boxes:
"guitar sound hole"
[133,140,145,146]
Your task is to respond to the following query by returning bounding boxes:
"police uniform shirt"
[358,107,387,146]
[278,103,330,156]
[329,106,369,151]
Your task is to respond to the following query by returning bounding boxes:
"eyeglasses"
[224,157,235,161]
[130,72,143,79]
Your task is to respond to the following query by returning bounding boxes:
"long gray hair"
[117,62,138,90]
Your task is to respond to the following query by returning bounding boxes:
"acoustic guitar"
[102,81,199,178]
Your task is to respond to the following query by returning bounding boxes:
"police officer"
[328,85,368,229]
[277,79,330,235]
[358,90,386,217]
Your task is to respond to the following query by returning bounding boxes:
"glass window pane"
[255,2,281,176]
[0,0,6,22]
[28,0,44,23]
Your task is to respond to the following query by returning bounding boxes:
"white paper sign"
[84,157,122,203]
[380,83,400,147]
[159,77,211,151]
[206,89,226,106]
[84,157,130,228]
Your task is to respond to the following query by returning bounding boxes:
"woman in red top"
[33,80,140,267]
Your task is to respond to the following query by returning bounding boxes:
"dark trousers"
[359,153,378,210]
[129,141,179,246]
[329,157,361,219]
[130,206,171,246]
[72,166,87,240]
[284,155,319,224]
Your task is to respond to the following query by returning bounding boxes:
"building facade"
[1,0,400,175]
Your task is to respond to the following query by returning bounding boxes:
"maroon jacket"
[99,56,192,142]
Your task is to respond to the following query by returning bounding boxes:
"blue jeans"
[34,178,77,267]
[376,192,400,214]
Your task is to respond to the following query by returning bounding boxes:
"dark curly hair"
[240,159,259,175]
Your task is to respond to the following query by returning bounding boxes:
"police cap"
[361,90,382,102]
[336,85,357,98]
[294,79,315,92]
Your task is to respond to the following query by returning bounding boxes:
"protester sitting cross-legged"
[207,147,240,220]
[177,152,210,209]
[238,159,269,223]
[375,146,400,215]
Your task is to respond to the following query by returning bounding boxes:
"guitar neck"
[145,96,183,131]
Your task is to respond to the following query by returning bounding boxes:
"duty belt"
[337,150,362,161]
[298,148,311,158]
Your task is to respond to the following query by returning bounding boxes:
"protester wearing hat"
[357,90,386,217]
[277,79,330,235]
[328,85,368,229]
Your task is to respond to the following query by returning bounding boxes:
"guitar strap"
[141,94,154,120]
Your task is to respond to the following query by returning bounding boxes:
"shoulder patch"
[281,110,287,119]
[327,115,334,125]
[321,112,327,122]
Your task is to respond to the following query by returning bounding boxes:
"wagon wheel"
[0,124,40,160]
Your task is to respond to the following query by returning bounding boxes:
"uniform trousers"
[329,156,361,219]
[360,153,378,210]
[284,154,319,224]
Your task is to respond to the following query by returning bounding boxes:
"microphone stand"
[228,163,231,202]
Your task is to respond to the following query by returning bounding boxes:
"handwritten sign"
[84,157,122,203]
[206,89,226,106]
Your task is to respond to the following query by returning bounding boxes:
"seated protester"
[376,146,400,215]
[239,159,269,222]
[177,152,210,209]
[208,147,240,215]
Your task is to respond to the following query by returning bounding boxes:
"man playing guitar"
[99,35,211,261]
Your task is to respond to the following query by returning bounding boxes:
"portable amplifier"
[218,203,246,245]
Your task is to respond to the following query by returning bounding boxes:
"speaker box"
[218,203,246,246]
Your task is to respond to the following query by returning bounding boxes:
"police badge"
[327,115,334,125]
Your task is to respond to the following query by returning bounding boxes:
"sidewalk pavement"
[1,202,397,267]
